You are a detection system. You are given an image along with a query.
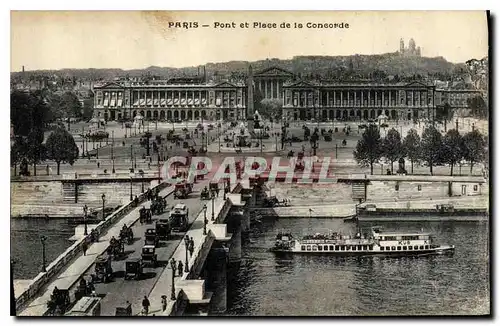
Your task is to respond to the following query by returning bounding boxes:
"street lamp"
[130,177,133,201]
[211,194,215,221]
[184,235,189,273]
[203,204,207,235]
[170,258,176,300]
[83,204,88,236]
[140,171,145,193]
[40,235,47,272]
[101,194,106,220]
[111,130,115,174]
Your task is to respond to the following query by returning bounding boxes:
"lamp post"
[83,204,88,236]
[40,235,47,272]
[111,130,115,174]
[203,204,207,235]
[140,171,145,193]
[184,235,189,273]
[170,258,176,300]
[211,194,215,221]
[101,194,106,220]
[130,177,133,201]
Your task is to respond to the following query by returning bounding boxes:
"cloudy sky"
[10,11,488,71]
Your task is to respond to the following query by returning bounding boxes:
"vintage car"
[151,196,167,215]
[139,207,152,224]
[144,228,159,247]
[200,187,211,200]
[141,245,158,267]
[173,181,193,199]
[119,225,134,245]
[47,287,71,316]
[107,237,125,259]
[115,302,132,316]
[169,203,189,232]
[124,258,144,280]
[92,255,113,283]
[155,218,172,240]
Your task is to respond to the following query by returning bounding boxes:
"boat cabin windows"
[397,246,401,250]
[425,245,429,250]
[391,246,396,251]
[358,245,363,251]
[384,236,397,241]
[301,245,306,251]
[386,246,390,251]
[408,246,413,250]
[307,245,311,251]
[351,246,356,251]
[403,246,407,250]
[380,246,385,251]
[341,245,346,251]
[312,245,317,251]
[335,245,339,251]
[329,245,334,251]
[369,245,373,250]
[419,246,424,250]
[318,245,323,251]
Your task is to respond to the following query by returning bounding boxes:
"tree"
[382,128,404,174]
[45,127,79,175]
[82,99,94,121]
[353,124,383,175]
[259,98,282,121]
[467,96,487,119]
[420,126,442,175]
[11,91,49,176]
[60,92,82,118]
[441,129,463,176]
[462,129,486,175]
[435,103,453,128]
[402,129,421,174]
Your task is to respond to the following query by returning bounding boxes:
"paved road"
[75,178,212,316]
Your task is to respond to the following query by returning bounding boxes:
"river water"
[11,218,75,279]
[226,217,490,316]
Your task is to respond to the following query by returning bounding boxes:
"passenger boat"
[270,226,455,256]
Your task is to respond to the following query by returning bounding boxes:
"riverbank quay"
[254,196,488,220]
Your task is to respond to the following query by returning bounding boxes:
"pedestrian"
[161,295,167,311]
[142,296,150,316]
[177,260,183,276]
[188,238,194,257]
[216,188,220,197]
[97,161,100,168]
[82,241,88,256]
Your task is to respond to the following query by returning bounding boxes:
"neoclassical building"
[282,80,437,121]
[92,77,247,121]
[92,66,436,122]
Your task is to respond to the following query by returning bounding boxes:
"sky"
[10,11,489,72]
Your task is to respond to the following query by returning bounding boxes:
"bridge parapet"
[15,181,169,313]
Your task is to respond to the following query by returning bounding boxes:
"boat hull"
[270,246,455,257]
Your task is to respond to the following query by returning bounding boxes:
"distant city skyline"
[11,11,488,72]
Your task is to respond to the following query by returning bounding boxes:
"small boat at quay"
[270,226,455,257]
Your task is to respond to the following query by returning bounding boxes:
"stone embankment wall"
[11,181,152,217]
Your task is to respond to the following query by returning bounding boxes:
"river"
[11,218,75,279]
[225,217,490,316]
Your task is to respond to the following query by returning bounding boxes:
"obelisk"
[247,64,255,133]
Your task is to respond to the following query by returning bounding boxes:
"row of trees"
[11,91,80,175]
[354,124,487,175]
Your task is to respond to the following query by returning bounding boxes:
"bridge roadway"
[79,181,211,316]
[18,178,212,316]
